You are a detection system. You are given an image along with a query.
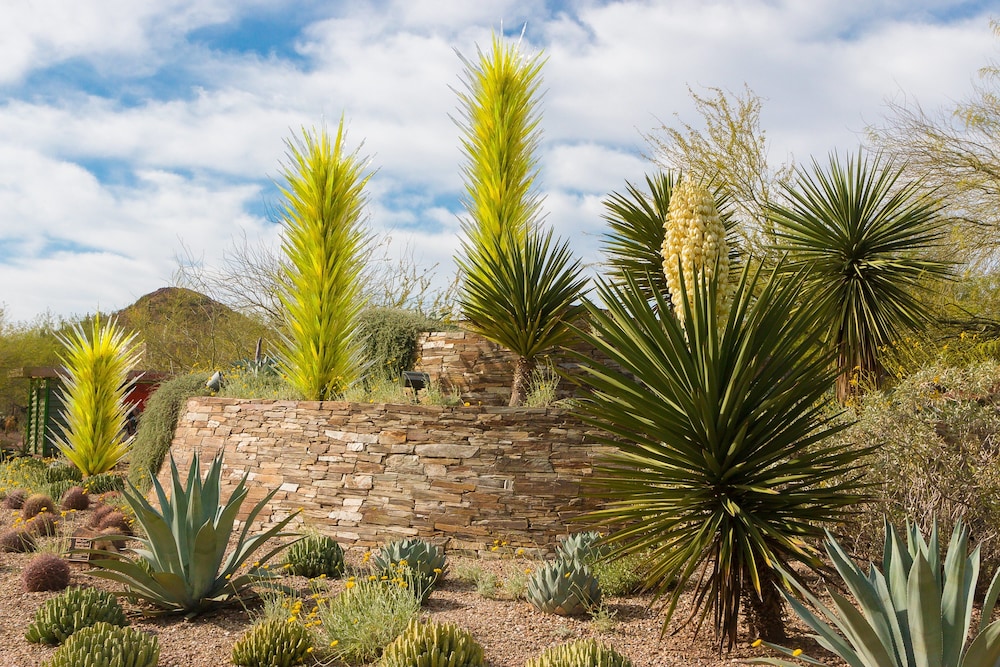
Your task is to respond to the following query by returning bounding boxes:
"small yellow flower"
[345,581,355,589]
[792,649,803,657]
[330,640,339,648]
[751,639,762,648]
[433,568,442,574]
[516,548,524,556]
[225,574,232,580]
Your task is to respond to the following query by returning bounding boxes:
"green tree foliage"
[356,307,442,383]
[0,311,63,424]
[768,150,953,400]
[455,34,588,406]
[571,264,865,648]
[54,315,142,476]
[274,122,371,400]
[645,85,793,260]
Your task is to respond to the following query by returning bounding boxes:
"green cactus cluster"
[42,622,159,667]
[83,471,125,495]
[283,532,345,578]
[525,638,633,667]
[555,531,608,564]
[526,558,602,616]
[378,619,485,667]
[45,462,83,484]
[44,480,77,505]
[372,538,447,603]
[26,586,128,645]
[231,618,314,667]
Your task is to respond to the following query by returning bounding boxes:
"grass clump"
[127,372,209,492]
[313,575,421,664]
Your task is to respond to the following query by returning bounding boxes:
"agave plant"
[54,314,142,476]
[86,450,299,617]
[274,121,371,400]
[454,33,587,406]
[768,149,952,400]
[570,261,867,647]
[751,519,1000,666]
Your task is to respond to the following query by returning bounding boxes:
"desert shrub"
[834,360,1000,571]
[127,372,209,492]
[0,456,47,494]
[314,575,421,664]
[22,552,71,592]
[592,552,647,597]
[26,586,128,645]
[217,363,302,400]
[356,307,439,383]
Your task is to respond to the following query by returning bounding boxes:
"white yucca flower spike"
[661,175,731,323]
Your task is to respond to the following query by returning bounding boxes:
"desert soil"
[0,505,836,667]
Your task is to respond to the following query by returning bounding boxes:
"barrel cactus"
[661,175,731,320]
[22,552,71,592]
[42,622,159,667]
[525,638,633,667]
[526,559,601,616]
[231,618,314,667]
[379,619,485,667]
[26,586,128,645]
[22,493,56,519]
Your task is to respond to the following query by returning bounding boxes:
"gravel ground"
[0,504,836,667]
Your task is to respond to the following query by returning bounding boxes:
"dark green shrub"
[22,553,71,592]
[231,618,314,667]
[42,622,159,667]
[127,372,209,492]
[357,308,439,383]
[26,586,128,645]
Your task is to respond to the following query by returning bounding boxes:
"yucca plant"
[570,262,867,648]
[454,34,587,405]
[601,171,737,306]
[768,149,952,400]
[274,121,371,400]
[751,519,1000,666]
[85,450,300,617]
[54,314,142,476]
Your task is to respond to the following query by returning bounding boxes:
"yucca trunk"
[509,356,536,407]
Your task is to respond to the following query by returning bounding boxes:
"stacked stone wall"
[165,397,612,555]
[412,330,612,406]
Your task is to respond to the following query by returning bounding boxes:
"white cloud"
[0,0,997,322]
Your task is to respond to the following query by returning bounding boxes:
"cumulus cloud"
[0,0,996,321]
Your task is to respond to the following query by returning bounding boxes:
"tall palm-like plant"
[55,314,142,476]
[274,122,371,400]
[768,150,952,400]
[571,263,867,648]
[455,33,586,405]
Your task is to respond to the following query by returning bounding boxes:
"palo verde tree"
[454,32,587,406]
[274,121,372,400]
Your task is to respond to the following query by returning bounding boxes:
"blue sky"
[0,0,996,322]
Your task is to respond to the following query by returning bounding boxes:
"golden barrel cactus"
[661,176,730,320]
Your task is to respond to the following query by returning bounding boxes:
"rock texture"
[166,398,613,555]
